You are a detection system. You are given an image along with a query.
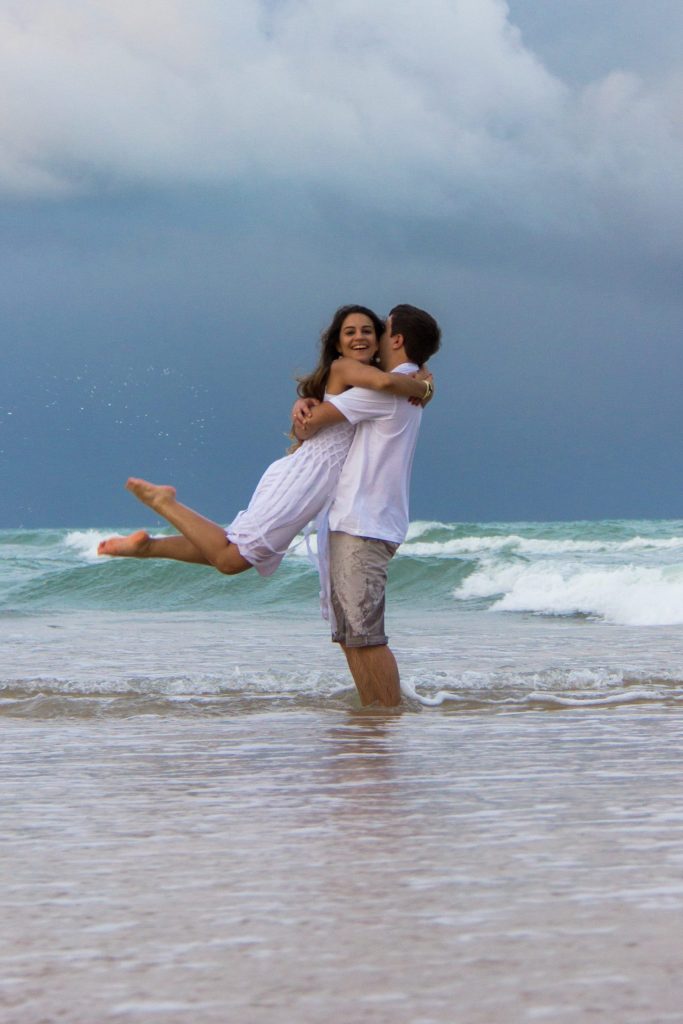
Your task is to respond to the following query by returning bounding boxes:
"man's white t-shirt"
[326,362,422,545]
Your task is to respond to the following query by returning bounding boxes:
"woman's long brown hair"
[296,304,385,401]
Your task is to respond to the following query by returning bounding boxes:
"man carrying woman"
[292,304,441,707]
[98,302,440,707]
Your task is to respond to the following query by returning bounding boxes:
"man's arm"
[292,400,347,442]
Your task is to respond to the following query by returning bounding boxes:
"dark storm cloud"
[1,1,682,258]
[2,1,683,525]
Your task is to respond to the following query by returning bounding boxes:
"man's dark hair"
[389,304,441,365]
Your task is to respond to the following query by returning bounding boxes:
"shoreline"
[2,707,681,1022]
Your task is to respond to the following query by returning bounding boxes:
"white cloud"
[1,0,682,248]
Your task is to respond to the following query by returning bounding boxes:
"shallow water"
[3,522,683,1020]
[3,607,683,717]
[2,706,682,1023]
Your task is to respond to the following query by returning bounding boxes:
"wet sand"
[2,706,682,1023]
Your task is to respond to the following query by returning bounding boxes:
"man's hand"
[409,366,434,407]
[291,397,320,429]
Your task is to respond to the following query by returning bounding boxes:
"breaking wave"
[2,518,683,625]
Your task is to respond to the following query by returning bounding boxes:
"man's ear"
[391,332,405,350]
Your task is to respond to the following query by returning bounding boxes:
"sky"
[1,0,682,527]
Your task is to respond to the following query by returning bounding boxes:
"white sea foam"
[64,526,683,571]
[64,529,111,560]
[455,561,683,625]
[13,522,683,631]
[9,663,683,713]
[402,663,683,707]
[404,520,448,540]
[402,533,683,558]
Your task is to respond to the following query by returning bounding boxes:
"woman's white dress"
[226,405,354,577]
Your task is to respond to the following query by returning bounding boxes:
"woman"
[98,305,432,576]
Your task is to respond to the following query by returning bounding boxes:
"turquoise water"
[4,518,683,618]
[2,519,683,715]
[3,520,683,1021]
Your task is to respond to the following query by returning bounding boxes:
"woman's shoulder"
[325,358,349,394]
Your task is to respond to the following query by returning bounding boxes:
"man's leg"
[329,531,400,708]
[342,643,401,707]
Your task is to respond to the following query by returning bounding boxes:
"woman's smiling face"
[336,312,380,363]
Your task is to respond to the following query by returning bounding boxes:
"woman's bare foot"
[98,530,152,557]
[126,477,177,512]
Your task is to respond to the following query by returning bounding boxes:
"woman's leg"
[98,530,212,564]
[98,478,252,576]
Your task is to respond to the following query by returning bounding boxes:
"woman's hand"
[409,366,434,406]
[291,397,321,428]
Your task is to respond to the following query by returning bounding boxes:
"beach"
[3,705,683,1022]
[2,522,683,1021]
[4,0,682,1016]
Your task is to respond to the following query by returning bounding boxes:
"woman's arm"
[292,401,347,442]
[329,357,432,400]
[291,396,320,429]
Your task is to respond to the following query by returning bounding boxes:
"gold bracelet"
[422,379,433,400]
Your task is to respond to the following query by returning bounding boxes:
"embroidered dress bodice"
[226,394,354,576]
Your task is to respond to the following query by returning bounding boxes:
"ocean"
[2,519,683,1021]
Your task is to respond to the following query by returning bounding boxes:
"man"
[293,304,441,707]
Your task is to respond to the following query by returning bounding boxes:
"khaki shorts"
[329,532,398,647]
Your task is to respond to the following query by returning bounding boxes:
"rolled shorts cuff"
[331,631,389,648]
